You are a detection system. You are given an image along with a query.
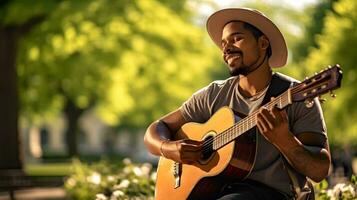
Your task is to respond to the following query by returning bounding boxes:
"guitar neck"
[212,89,292,150]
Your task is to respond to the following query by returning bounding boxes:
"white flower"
[123,158,131,165]
[96,193,108,200]
[112,190,124,197]
[326,189,333,198]
[329,182,357,199]
[66,177,76,187]
[132,178,138,184]
[332,183,345,196]
[341,184,355,194]
[335,183,346,189]
[107,175,116,182]
[88,172,101,185]
[117,179,130,189]
[150,172,157,181]
[123,166,131,174]
[133,167,143,177]
[141,163,152,177]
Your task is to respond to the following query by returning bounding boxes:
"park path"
[0,187,67,200]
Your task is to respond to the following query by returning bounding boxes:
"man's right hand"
[161,139,203,164]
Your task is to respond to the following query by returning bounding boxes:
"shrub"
[64,158,155,200]
[64,158,356,200]
[315,175,357,200]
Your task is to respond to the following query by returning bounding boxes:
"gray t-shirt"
[180,73,327,196]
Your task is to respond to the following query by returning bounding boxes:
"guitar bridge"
[173,162,181,188]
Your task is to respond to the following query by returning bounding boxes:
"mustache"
[224,49,242,55]
[223,49,243,63]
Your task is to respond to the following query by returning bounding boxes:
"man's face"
[221,21,262,76]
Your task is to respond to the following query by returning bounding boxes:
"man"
[144,8,331,200]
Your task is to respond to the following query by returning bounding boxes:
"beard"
[226,52,263,77]
[229,62,251,76]
[224,51,248,76]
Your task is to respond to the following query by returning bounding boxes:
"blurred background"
[0,0,356,199]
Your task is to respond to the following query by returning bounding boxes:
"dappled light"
[0,0,356,199]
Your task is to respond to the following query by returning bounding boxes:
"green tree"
[293,0,338,63]
[0,0,59,169]
[304,0,357,146]
[18,0,219,156]
[96,4,219,129]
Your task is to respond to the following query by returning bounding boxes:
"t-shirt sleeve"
[288,97,327,138]
[180,84,213,123]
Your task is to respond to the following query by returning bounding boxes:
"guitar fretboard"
[212,89,291,150]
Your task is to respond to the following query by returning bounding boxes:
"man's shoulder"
[192,77,236,97]
[209,76,237,88]
[274,72,300,84]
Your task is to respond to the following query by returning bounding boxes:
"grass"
[24,157,356,177]
[25,162,72,176]
[24,153,127,176]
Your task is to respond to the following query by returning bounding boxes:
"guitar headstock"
[292,64,343,102]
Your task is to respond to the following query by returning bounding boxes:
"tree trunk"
[64,98,84,157]
[0,26,22,169]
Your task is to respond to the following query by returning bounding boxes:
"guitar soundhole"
[199,134,215,164]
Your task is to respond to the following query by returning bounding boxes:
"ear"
[258,35,270,50]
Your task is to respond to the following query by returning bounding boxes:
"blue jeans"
[217,179,290,200]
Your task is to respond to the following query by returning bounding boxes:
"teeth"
[229,55,240,60]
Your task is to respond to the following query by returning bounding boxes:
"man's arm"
[277,131,330,182]
[144,108,202,164]
[144,108,186,156]
[257,107,331,182]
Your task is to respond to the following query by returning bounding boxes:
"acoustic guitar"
[155,65,342,200]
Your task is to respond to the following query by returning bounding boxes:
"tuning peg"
[304,99,314,108]
[318,96,327,104]
[330,91,336,98]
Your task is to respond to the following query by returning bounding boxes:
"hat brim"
[206,8,288,68]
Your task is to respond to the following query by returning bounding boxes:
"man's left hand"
[256,106,290,146]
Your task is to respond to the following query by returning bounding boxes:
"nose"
[222,42,234,55]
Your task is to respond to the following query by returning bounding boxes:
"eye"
[234,36,242,42]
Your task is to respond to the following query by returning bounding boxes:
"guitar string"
[202,80,322,153]
[201,73,331,153]
[201,90,291,152]
[201,96,288,153]
[201,92,292,153]
[201,94,285,148]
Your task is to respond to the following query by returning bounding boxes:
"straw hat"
[206,8,288,68]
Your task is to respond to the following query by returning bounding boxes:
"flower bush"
[65,157,356,200]
[316,175,357,200]
[64,158,155,200]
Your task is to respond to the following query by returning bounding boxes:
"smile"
[226,54,241,62]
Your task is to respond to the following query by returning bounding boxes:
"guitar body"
[155,107,256,200]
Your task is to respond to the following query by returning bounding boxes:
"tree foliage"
[0,0,58,26]
[304,0,357,146]
[18,0,220,130]
[293,0,339,63]
[0,0,62,168]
